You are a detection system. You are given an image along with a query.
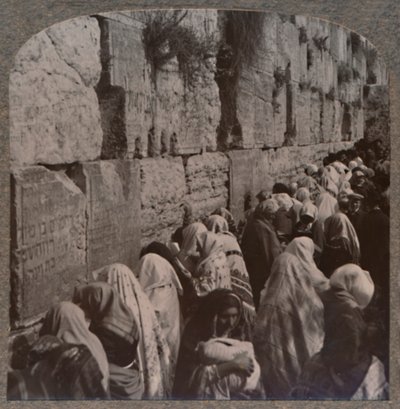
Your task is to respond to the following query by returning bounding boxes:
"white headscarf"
[330,264,375,309]
[285,237,329,292]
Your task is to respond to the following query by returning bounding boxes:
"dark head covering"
[272,183,290,195]
[186,288,250,342]
[73,282,138,345]
[141,241,175,267]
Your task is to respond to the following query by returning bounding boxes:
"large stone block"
[10,17,103,166]
[295,88,311,146]
[321,97,336,143]
[140,157,186,245]
[70,160,141,273]
[185,153,230,218]
[10,167,87,327]
[310,90,322,144]
[105,10,220,157]
[228,150,273,222]
[105,15,153,157]
[237,68,274,148]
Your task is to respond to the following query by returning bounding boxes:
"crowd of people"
[8,138,390,400]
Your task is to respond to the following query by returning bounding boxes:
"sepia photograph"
[6,7,390,401]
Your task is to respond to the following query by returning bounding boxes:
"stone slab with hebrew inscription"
[76,160,141,274]
[10,166,87,327]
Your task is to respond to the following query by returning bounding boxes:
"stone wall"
[8,10,389,344]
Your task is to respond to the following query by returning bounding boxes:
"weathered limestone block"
[10,17,102,166]
[105,10,220,157]
[306,18,331,89]
[185,153,230,218]
[105,15,153,158]
[10,167,87,327]
[296,88,311,145]
[282,20,302,83]
[140,157,186,245]
[333,100,344,142]
[70,160,141,273]
[310,91,322,144]
[321,97,336,143]
[363,85,390,144]
[156,59,220,155]
[229,150,273,222]
[273,86,287,146]
[237,68,274,148]
[256,13,278,76]
[329,24,348,63]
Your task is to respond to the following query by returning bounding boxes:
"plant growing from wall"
[337,62,352,85]
[326,86,336,101]
[299,80,311,91]
[299,27,308,44]
[351,98,362,109]
[274,66,286,90]
[142,10,217,84]
[350,31,361,54]
[307,45,313,69]
[352,67,361,80]
[310,85,323,94]
[313,35,329,52]
[365,47,378,84]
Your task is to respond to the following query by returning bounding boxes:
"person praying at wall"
[320,212,360,277]
[136,253,183,385]
[347,192,365,239]
[87,264,172,399]
[206,215,255,322]
[293,201,325,262]
[212,207,238,237]
[271,192,295,246]
[315,189,339,228]
[175,223,232,318]
[39,301,110,394]
[173,289,262,400]
[7,335,108,400]
[253,244,325,399]
[241,198,281,309]
[292,264,388,400]
[73,281,144,400]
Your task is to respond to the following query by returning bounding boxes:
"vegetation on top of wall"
[142,10,217,84]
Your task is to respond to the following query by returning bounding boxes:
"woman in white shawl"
[253,251,325,399]
[137,254,183,383]
[206,215,255,321]
[315,190,338,228]
[175,224,232,318]
[92,263,172,399]
[285,237,329,293]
